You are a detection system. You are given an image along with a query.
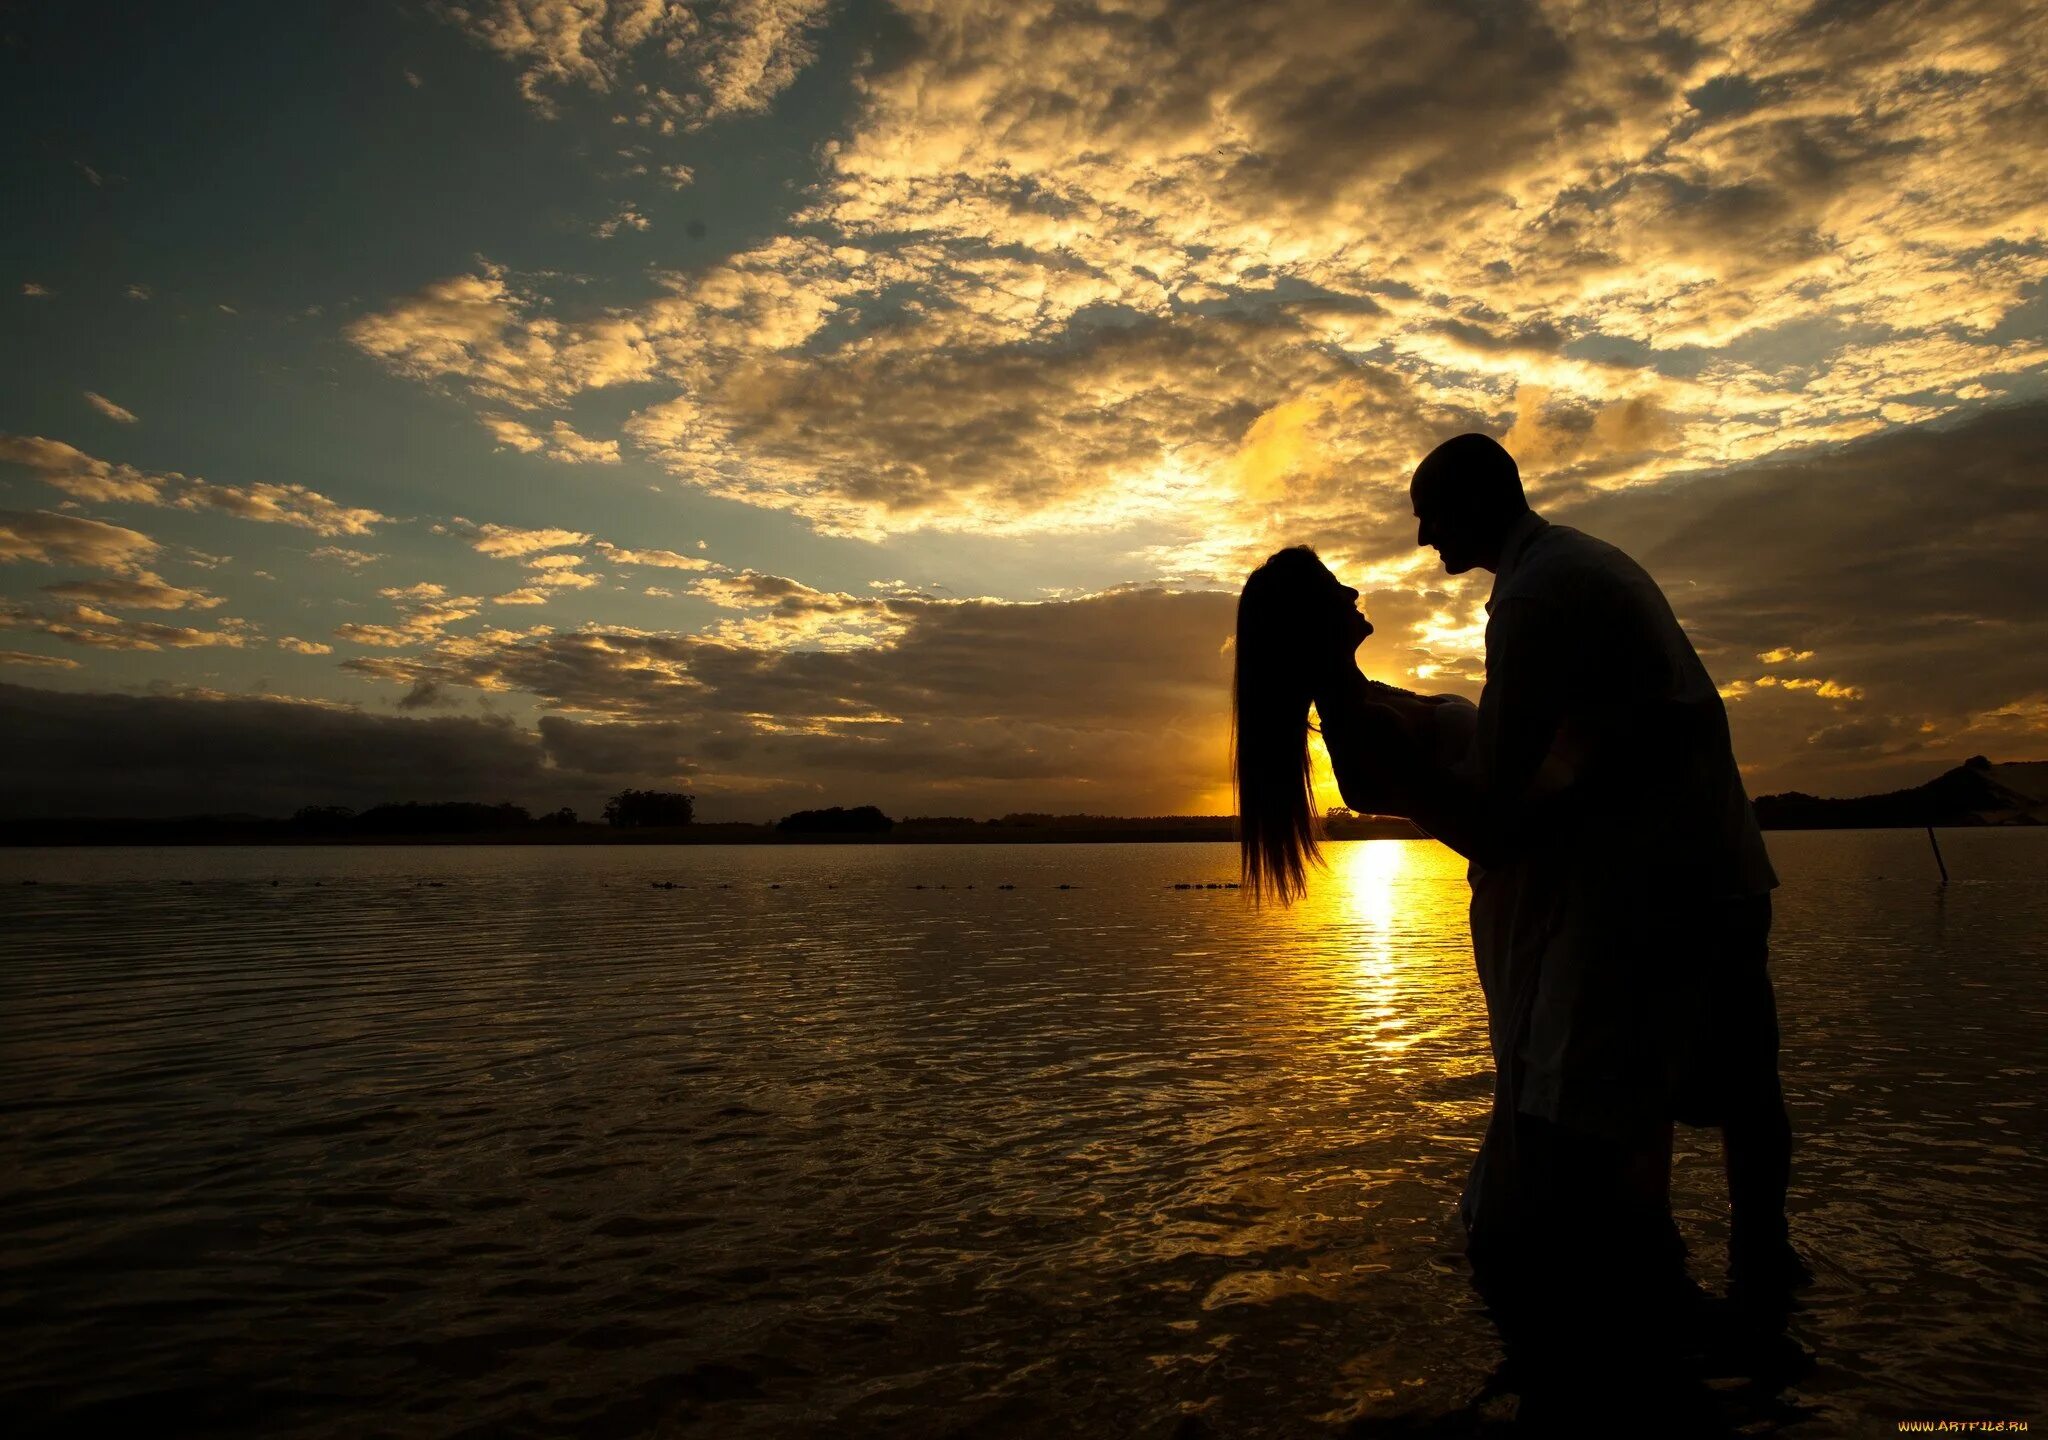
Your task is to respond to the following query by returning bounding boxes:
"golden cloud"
[0,434,387,536]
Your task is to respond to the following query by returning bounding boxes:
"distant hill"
[1755,757,2048,829]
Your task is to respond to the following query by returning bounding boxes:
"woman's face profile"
[1307,559,1372,646]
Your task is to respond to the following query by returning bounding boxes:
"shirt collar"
[1487,509,1548,611]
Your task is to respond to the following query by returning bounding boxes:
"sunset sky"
[4,0,2045,820]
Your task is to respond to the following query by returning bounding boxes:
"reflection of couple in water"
[1234,434,1810,1427]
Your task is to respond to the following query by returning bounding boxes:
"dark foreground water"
[1,832,2043,1437]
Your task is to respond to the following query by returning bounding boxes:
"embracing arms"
[1313,595,1572,867]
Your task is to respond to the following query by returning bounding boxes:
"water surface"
[2,833,2043,1435]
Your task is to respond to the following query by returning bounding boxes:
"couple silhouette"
[1233,434,1808,1426]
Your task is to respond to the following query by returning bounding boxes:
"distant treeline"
[11,754,2044,847]
[292,802,580,834]
[0,798,1428,847]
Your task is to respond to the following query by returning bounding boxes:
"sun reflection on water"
[1263,839,1476,1061]
[1329,838,1406,963]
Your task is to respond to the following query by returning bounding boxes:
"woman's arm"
[1314,662,1489,860]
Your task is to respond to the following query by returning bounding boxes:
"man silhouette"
[1322,433,1802,1404]
[1417,430,1802,1269]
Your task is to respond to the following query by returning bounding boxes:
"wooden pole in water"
[1926,824,1949,886]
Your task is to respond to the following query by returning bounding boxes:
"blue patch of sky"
[0,0,956,687]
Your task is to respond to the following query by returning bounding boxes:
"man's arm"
[1317,596,1569,865]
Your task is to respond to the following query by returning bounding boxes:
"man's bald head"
[1409,434,1529,575]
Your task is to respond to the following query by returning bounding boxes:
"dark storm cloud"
[343,585,1244,814]
[349,586,1236,726]
[1,585,1247,820]
[0,684,550,818]
[1556,401,2048,788]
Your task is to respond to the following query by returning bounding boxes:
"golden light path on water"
[1245,838,1487,1105]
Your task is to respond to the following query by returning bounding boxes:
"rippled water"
[2,833,2043,1436]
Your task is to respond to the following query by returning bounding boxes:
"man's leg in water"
[1717,894,1807,1291]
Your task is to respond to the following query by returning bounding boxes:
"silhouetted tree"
[540,806,578,827]
[603,790,695,827]
[775,805,893,834]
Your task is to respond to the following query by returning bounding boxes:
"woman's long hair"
[1232,546,1328,905]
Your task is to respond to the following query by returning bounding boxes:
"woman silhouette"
[1231,544,1478,903]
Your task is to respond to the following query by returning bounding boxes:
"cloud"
[310,546,384,568]
[396,678,461,710]
[482,548,604,606]
[523,553,601,587]
[0,649,81,670]
[1552,401,2048,791]
[438,0,831,127]
[0,601,253,653]
[13,0,2045,813]
[0,434,388,535]
[21,282,51,297]
[481,414,622,463]
[0,435,163,503]
[593,541,715,571]
[175,480,388,535]
[459,520,592,557]
[684,568,909,649]
[278,637,335,655]
[336,583,1243,815]
[39,573,223,611]
[0,509,159,571]
[593,206,649,238]
[626,308,1446,537]
[84,392,139,424]
[328,407,2047,808]
[339,0,2047,554]
[345,267,656,405]
[335,588,484,649]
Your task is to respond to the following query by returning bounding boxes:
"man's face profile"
[1411,476,1476,575]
